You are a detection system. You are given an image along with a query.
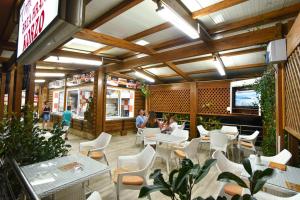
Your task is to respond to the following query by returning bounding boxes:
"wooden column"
[94,68,106,135]
[288,134,300,166]
[7,68,15,117]
[13,64,24,118]
[190,82,197,138]
[37,86,43,115]
[276,63,285,152]
[25,64,36,107]
[63,76,67,110]
[0,72,7,120]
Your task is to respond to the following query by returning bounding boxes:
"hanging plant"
[252,66,276,156]
[140,83,150,97]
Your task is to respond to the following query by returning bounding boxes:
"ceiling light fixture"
[67,38,103,49]
[44,56,103,66]
[213,56,226,76]
[34,79,46,83]
[156,1,200,39]
[35,72,65,77]
[135,71,155,83]
[135,40,149,46]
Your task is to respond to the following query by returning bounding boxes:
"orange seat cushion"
[174,149,186,159]
[269,162,287,171]
[80,150,104,160]
[201,136,210,141]
[240,141,253,148]
[113,168,144,185]
[224,184,243,196]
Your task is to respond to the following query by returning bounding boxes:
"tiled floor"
[63,129,237,200]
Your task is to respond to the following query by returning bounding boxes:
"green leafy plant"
[140,83,150,97]
[217,158,274,200]
[252,66,276,156]
[138,158,218,200]
[197,116,222,131]
[0,113,71,166]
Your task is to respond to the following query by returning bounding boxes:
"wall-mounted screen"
[233,87,259,108]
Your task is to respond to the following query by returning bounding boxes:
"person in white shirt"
[168,116,178,132]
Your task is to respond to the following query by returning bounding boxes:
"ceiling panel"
[222,52,266,67]
[1,50,13,58]
[146,67,175,76]
[93,0,167,38]
[177,60,215,73]
[103,47,131,56]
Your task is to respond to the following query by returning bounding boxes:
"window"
[106,87,134,119]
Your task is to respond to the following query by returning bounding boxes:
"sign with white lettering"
[17,0,59,58]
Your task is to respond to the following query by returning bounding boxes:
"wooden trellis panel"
[197,82,230,115]
[149,86,190,113]
[285,45,300,139]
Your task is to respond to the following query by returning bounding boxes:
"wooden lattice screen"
[285,45,300,137]
[197,82,230,115]
[149,87,190,113]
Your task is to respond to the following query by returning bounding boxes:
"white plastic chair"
[238,130,259,154]
[79,132,112,166]
[197,125,210,147]
[142,128,161,146]
[174,138,202,164]
[254,191,300,200]
[209,131,229,157]
[221,125,239,134]
[135,128,144,145]
[259,149,292,165]
[178,121,186,130]
[156,129,189,173]
[212,150,243,175]
[114,145,156,200]
[87,191,102,200]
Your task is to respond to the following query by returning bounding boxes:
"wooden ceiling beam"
[157,63,266,78]
[87,0,144,29]
[106,25,280,72]
[192,0,248,19]
[75,29,154,55]
[92,22,172,55]
[36,69,82,75]
[209,2,300,35]
[0,41,16,51]
[36,61,99,71]
[0,57,9,63]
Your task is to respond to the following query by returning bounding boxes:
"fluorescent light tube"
[156,3,199,39]
[35,73,65,77]
[34,79,46,83]
[135,71,155,83]
[214,59,226,76]
[44,56,103,66]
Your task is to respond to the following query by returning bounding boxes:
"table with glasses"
[241,156,300,194]
[21,154,110,199]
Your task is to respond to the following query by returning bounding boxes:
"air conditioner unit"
[266,39,287,64]
[17,0,85,64]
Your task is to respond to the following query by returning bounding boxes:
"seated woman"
[161,115,178,133]
[141,111,161,128]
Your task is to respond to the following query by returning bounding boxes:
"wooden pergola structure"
[0,0,300,163]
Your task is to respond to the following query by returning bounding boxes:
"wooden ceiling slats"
[210,2,300,35]
[192,0,248,19]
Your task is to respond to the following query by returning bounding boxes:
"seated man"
[136,109,146,128]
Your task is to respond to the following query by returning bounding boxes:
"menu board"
[106,75,140,89]
[67,72,94,86]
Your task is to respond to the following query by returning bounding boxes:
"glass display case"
[106,87,134,119]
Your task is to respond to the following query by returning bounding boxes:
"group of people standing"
[41,102,72,140]
[136,109,178,133]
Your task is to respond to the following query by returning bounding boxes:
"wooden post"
[288,134,299,166]
[25,64,36,107]
[63,76,67,110]
[0,72,7,120]
[37,86,43,116]
[7,68,15,117]
[13,64,24,118]
[94,68,106,135]
[275,63,285,152]
[190,82,197,138]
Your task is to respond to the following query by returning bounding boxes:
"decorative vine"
[252,66,276,156]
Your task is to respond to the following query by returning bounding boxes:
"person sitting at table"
[161,115,178,133]
[141,111,161,128]
[136,109,146,128]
